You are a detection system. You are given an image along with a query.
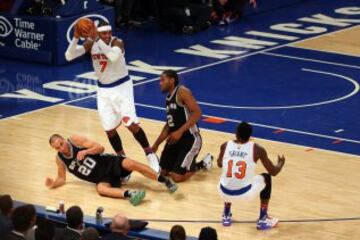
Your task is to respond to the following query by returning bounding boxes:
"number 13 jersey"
[220,140,256,190]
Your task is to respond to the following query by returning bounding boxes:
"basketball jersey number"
[226,159,247,179]
[78,158,96,176]
[167,115,175,127]
[99,61,108,73]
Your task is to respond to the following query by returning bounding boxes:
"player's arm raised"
[45,157,66,189]
[152,124,170,153]
[255,143,285,176]
[70,135,105,161]
[65,25,90,61]
[217,142,227,168]
[167,87,202,144]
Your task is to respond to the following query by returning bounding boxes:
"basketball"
[75,18,95,38]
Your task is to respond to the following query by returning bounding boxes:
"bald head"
[111,214,129,234]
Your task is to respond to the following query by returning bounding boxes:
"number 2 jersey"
[57,140,122,184]
[220,140,256,190]
[165,85,199,138]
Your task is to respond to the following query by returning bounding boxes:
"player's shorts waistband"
[220,183,252,196]
[98,75,130,88]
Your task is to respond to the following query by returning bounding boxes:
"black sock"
[224,202,232,216]
[124,190,131,198]
[157,175,166,183]
[132,128,150,151]
[108,132,124,154]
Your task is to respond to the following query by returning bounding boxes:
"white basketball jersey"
[91,37,128,85]
[220,140,256,190]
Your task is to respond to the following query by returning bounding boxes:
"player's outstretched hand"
[74,24,81,39]
[277,154,285,169]
[45,177,54,188]
[83,24,98,41]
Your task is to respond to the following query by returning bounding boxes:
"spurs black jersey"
[57,140,116,183]
[165,85,199,138]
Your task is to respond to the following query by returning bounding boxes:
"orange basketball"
[76,18,95,37]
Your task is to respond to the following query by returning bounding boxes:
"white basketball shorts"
[219,175,266,202]
[97,80,139,131]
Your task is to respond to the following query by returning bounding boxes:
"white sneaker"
[256,215,279,230]
[146,153,160,173]
[202,153,213,170]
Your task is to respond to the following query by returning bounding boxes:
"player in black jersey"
[152,70,213,183]
[45,134,177,206]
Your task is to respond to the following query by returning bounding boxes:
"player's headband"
[97,25,112,32]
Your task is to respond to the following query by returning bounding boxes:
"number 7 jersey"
[220,140,256,190]
[91,37,128,85]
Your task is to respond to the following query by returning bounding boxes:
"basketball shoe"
[164,177,178,194]
[222,212,232,226]
[128,190,146,206]
[202,153,214,170]
[256,215,279,230]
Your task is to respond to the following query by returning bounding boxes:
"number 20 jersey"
[220,140,256,190]
[57,140,114,183]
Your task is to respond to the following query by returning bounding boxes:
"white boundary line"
[0,94,97,122]
[63,104,360,158]
[261,52,360,69]
[135,102,360,144]
[288,44,360,59]
[198,68,360,109]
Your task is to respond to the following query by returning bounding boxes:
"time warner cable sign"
[0,16,49,50]
[0,6,114,65]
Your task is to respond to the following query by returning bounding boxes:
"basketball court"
[1,1,359,239]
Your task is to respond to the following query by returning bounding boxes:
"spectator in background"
[0,195,14,237]
[198,227,218,240]
[34,218,55,240]
[169,225,186,240]
[101,0,138,28]
[102,214,133,240]
[4,204,36,240]
[81,227,99,240]
[158,0,211,34]
[55,206,84,240]
[211,0,257,25]
[101,0,156,28]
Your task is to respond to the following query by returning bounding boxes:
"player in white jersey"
[218,122,285,229]
[64,20,160,173]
